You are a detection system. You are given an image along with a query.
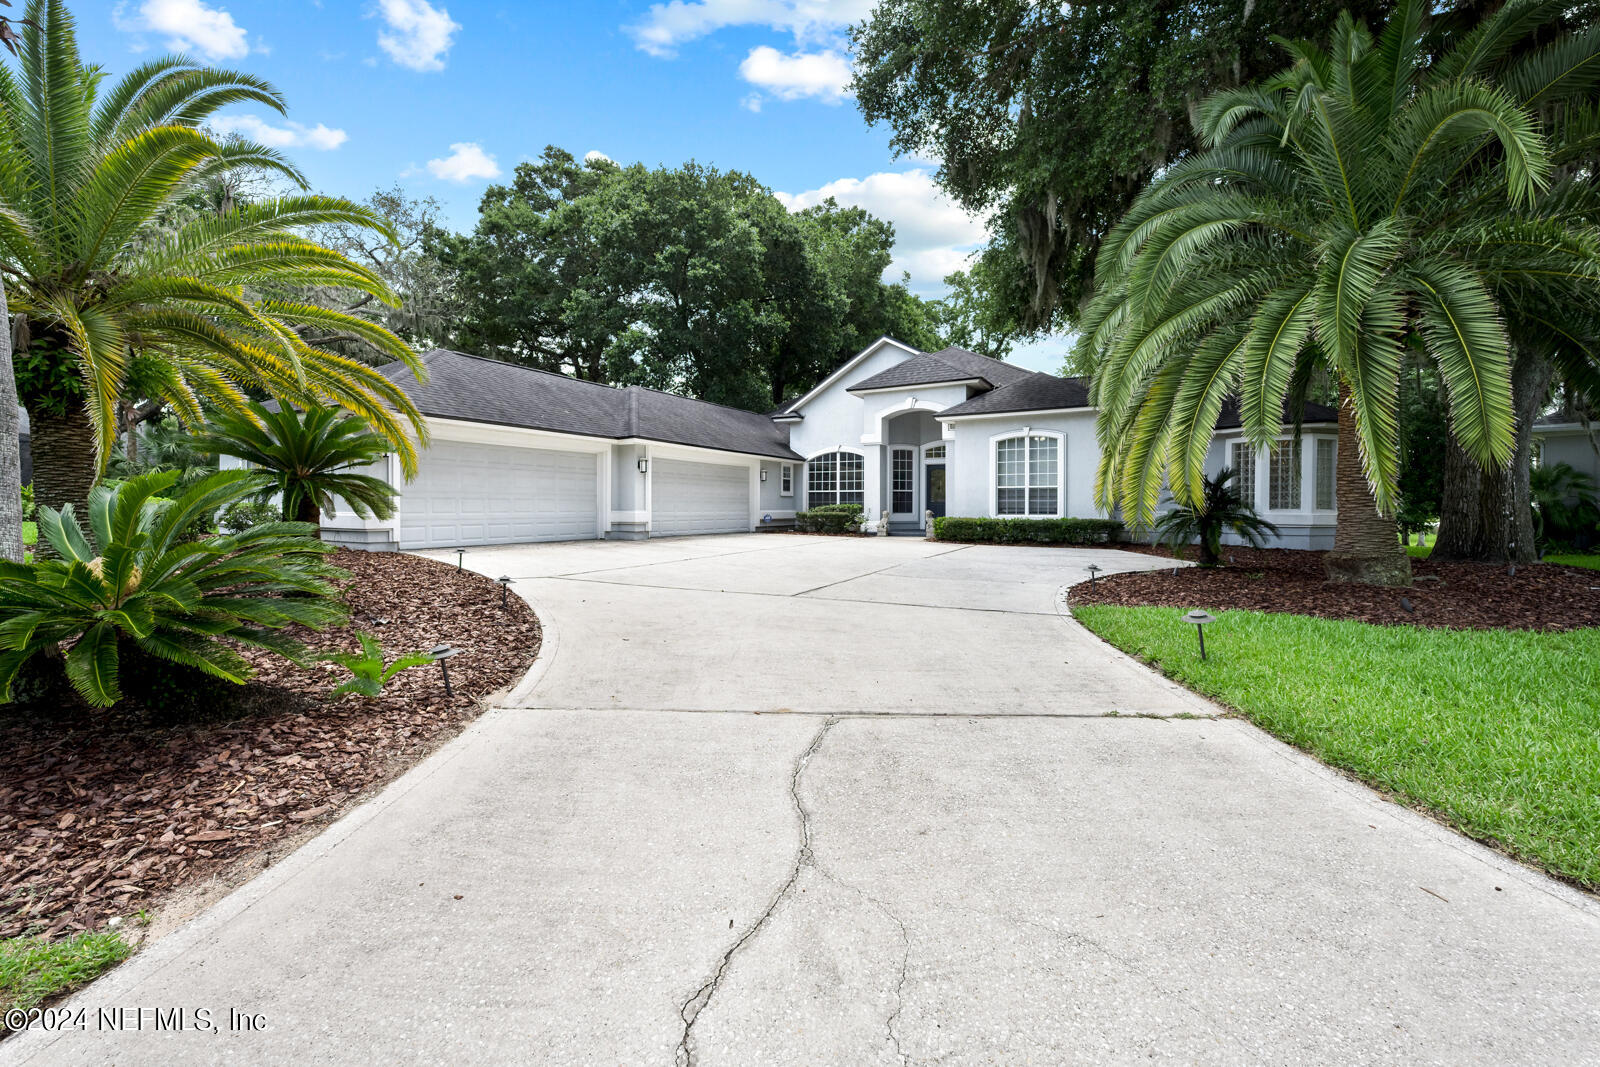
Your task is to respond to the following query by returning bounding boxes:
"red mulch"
[0,551,540,941]
[1074,545,1600,631]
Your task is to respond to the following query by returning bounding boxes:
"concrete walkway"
[7,534,1599,1066]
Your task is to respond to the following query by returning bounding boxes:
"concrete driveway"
[8,534,1599,1066]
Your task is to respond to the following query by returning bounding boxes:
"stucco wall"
[1538,427,1599,481]
[942,411,1105,520]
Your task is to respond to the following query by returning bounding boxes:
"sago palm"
[1075,0,1599,585]
[0,0,428,520]
[191,401,397,528]
[0,469,347,707]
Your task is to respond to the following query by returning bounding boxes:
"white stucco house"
[318,339,1342,551]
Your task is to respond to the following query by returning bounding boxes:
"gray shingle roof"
[937,372,1093,417]
[1213,396,1338,429]
[846,346,1032,394]
[380,349,802,461]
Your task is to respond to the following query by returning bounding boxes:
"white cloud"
[740,92,763,113]
[776,169,988,293]
[584,150,614,164]
[738,46,850,103]
[117,0,249,59]
[209,114,348,151]
[374,0,460,72]
[425,142,501,182]
[628,0,872,57]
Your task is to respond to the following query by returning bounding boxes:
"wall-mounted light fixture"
[760,468,768,482]
[637,457,649,474]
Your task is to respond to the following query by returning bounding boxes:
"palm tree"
[1530,462,1599,547]
[0,0,429,523]
[191,401,396,529]
[1150,467,1280,567]
[1074,0,1596,586]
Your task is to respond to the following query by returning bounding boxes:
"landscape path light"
[1086,563,1103,589]
[453,547,466,572]
[1184,609,1216,661]
[430,644,462,697]
[497,575,514,608]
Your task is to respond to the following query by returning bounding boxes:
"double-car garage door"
[651,458,750,537]
[400,440,598,548]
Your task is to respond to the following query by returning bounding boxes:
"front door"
[925,464,946,518]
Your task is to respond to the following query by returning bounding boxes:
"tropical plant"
[0,469,346,707]
[1149,468,1281,566]
[190,401,396,527]
[0,0,429,522]
[1531,462,1600,547]
[319,632,434,700]
[1075,0,1598,586]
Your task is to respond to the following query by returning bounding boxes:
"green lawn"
[21,521,34,546]
[1073,605,1600,888]
[1405,542,1432,559]
[1,930,130,1029]
[1546,552,1600,570]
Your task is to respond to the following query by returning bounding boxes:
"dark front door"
[925,465,946,518]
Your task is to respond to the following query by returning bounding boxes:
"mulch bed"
[0,551,540,941]
[1074,545,1600,631]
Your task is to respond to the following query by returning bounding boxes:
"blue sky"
[68,0,1064,370]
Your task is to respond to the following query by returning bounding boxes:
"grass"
[21,521,34,546]
[1,930,130,1028]
[1073,604,1600,888]
[1405,542,1432,559]
[1545,552,1600,570]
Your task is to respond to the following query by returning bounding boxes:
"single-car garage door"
[652,458,750,537]
[400,440,598,548]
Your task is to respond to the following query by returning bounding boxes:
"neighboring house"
[1534,418,1599,483]
[329,340,1340,551]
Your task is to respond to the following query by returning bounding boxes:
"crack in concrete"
[674,716,840,1067]
[811,858,914,1066]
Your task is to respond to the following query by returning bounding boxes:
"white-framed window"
[1315,439,1336,510]
[924,443,946,460]
[807,451,864,507]
[1230,441,1257,507]
[779,464,793,497]
[891,447,915,513]
[994,433,1060,517]
[1268,440,1302,510]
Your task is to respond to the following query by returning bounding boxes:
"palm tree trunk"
[0,282,22,563]
[31,403,98,522]
[1324,382,1411,586]
[1433,345,1551,564]
[295,493,321,530]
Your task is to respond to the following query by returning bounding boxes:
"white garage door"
[400,440,598,548]
[652,458,750,537]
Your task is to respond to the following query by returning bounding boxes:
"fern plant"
[320,633,435,699]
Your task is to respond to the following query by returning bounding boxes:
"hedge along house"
[307,341,1340,550]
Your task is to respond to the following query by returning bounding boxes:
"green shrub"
[219,499,282,535]
[932,516,1123,545]
[0,470,348,708]
[320,633,435,699]
[796,503,864,535]
[19,484,33,520]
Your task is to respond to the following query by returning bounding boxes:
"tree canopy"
[852,0,1403,335]
[432,147,944,411]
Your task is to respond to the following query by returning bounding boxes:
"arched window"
[807,451,864,507]
[993,433,1060,517]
